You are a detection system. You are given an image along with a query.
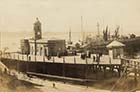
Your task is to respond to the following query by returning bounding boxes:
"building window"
[44,48,47,56]
[40,47,42,56]
[32,46,33,55]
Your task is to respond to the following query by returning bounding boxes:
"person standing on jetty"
[53,83,56,88]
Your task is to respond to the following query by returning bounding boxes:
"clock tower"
[34,18,42,40]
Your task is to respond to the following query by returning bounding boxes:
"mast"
[97,22,100,37]
[68,27,72,44]
[81,16,85,44]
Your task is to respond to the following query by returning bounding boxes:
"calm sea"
[0,31,95,52]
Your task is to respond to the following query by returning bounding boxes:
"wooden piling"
[74,57,76,64]
[43,56,45,62]
[22,55,23,60]
[53,56,55,62]
[103,66,106,78]
[95,65,98,80]
[62,57,65,77]
[84,58,88,79]
[18,55,19,60]
[134,61,137,86]
[111,66,114,77]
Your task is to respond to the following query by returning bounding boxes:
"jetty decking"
[0,53,124,80]
[2,53,121,65]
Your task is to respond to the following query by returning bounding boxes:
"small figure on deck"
[57,52,61,58]
[28,56,31,61]
[96,54,100,64]
[86,50,91,58]
[47,55,51,60]
[81,53,86,60]
[93,55,95,62]
[57,48,62,58]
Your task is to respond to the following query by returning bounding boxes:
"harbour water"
[0,31,93,52]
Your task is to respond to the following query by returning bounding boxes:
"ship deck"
[2,53,121,65]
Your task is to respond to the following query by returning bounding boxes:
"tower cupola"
[34,18,42,40]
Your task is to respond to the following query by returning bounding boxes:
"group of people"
[80,51,91,59]
[80,51,102,64]
[93,54,101,64]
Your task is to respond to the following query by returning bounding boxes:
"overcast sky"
[0,0,140,35]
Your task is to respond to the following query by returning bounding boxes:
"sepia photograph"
[0,0,140,92]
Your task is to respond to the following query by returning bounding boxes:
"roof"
[81,44,88,48]
[106,40,125,48]
[29,38,65,43]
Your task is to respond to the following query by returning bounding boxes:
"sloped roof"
[106,40,125,48]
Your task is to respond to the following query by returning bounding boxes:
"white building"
[21,18,66,56]
[29,38,66,56]
[106,40,125,59]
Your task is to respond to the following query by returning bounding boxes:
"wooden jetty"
[1,53,122,81]
[121,58,140,80]
[110,58,140,91]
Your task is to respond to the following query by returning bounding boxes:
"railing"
[121,58,140,87]
[1,52,123,81]
[121,58,140,69]
[1,52,122,65]
[1,53,95,64]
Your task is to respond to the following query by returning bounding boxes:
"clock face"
[37,32,40,35]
